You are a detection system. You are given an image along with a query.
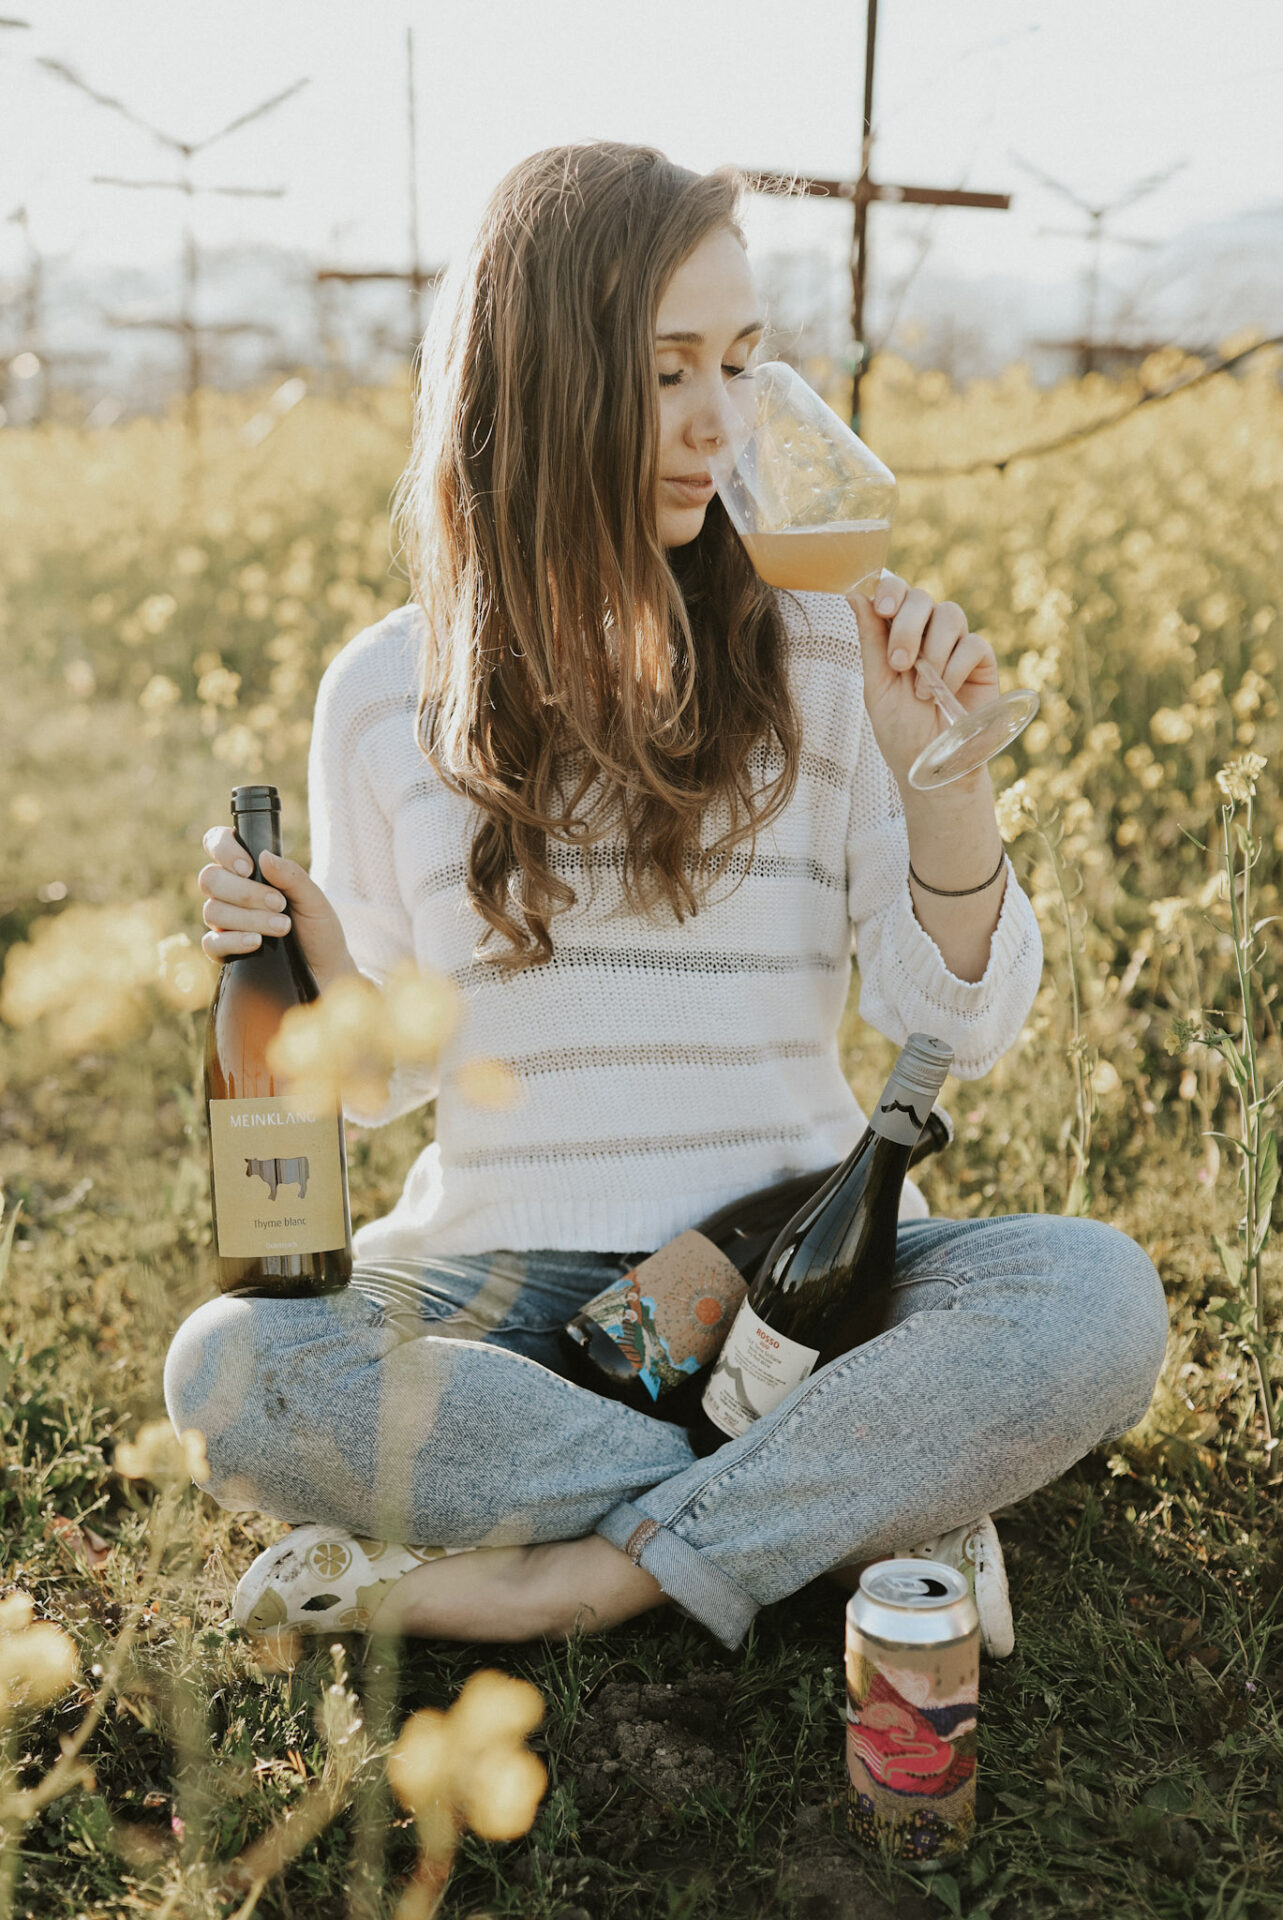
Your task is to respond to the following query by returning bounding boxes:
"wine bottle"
[203,783,353,1298]
[688,1034,953,1454]
[559,1104,954,1423]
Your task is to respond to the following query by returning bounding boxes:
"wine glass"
[709,360,1040,790]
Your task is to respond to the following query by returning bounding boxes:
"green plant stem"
[1,1486,181,1827]
[1033,813,1095,1209]
[1218,796,1276,1450]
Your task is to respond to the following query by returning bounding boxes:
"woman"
[164,143,1168,1657]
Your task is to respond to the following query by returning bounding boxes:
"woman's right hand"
[198,827,356,990]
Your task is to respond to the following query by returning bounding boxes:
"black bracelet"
[908,850,1007,897]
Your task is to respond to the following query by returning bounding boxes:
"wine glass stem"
[912,655,969,726]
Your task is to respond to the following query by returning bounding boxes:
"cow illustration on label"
[245,1154,310,1201]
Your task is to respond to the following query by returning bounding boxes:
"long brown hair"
[391,141,802,972]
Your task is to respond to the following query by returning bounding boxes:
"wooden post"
[743,0,1011,433]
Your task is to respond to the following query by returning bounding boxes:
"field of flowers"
[0,343,1280,1918]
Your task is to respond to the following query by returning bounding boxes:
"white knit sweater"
[307,592,1043,1260]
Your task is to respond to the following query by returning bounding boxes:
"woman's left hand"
[847,573,1001,790]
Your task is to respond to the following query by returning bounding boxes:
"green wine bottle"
[688,1034,953,1453]
[559,1111,953,1422]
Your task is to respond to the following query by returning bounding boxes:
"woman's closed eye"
[659,366,748,388]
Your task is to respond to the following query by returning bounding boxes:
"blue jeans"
[163,1213,1168,1651]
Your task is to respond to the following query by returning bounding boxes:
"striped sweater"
[307,592,1043,1259]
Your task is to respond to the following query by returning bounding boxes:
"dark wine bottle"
[203,784,353,1298]
[559,1166,836,1423]
[558,1104,954,1424]
[688,1033,954,1454]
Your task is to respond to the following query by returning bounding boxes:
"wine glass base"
[906,689,1041,791]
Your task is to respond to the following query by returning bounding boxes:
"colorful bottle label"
[209,1096,345,1258]
[700,1299,820,1438]
[846,1621,978,1864]
[581,1230,747,1401]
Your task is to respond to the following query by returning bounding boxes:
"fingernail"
[890,650,909,670]
[235,860,252,876]
[876,595,895,615]
[270,916,290,933]
[245,932,261,946]
[267,893,285,910]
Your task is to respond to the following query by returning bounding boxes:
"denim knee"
[1052,1217,1169,1442]
[162,1296,264,1510]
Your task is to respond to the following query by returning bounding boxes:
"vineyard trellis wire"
[892,331,1283,478]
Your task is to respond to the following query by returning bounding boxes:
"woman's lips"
[666,475,715,503]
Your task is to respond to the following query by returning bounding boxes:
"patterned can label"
[845,1563,979,1865]
[579,1230,747,1401]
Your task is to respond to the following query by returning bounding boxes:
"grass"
[1,358,1282,1916]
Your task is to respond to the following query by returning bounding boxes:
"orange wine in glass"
[710,360,1039,790]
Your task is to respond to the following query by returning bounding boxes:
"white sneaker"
[899,1513,1015,1660]
[232,1523,477,1636]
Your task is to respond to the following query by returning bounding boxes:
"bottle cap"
[895,1034,954,1100]
[231,784,281,814]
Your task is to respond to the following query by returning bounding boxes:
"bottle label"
[209,1097,346,1257]
[700,1300,820,1438]
[579,1230,747,1402]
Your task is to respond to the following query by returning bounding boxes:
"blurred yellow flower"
[1150,707,1194,746]
[9,793,42,827]
[156,932,216,1012]
[388,1669,546,1856]
[994,779,1033,842]
[197,666,242,709]
[0,1592,79,1721]
[454,1058,523,1111]
[139,593,178,635]
[211,724,263,773]
[1090,1059,1122,1098]
[0,901,167,1050]
[1215,753,1267,805]
[382,967,465,1064]
[1149,897,1188,939]
[63,659,96,698]
[267,963,463,1112]
[139,674,181,715]
[115,1419,210,1488]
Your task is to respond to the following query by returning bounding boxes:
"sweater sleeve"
[307,646,440,1127]
[845,705,1044,1081]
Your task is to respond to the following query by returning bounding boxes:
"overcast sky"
[2,0,1280,293]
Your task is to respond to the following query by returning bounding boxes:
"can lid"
[231,784,281,813]
[858,1559,969,1609]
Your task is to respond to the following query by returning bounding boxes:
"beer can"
[845,1559,979,1866]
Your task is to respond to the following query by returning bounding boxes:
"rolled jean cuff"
[595,1500,760,1652]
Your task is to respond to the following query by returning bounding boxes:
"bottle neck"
[232,807,283,884]
[867,1066,942,1149]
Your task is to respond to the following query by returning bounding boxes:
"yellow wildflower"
[1150,707,1194,746]
[156,933,216,1012]
[1149,898,1188,940]
[0,902,167,1050]
[0,1593,79,1721]
[388,1669,547,1857]
[454,1058,523,1111]
[139,674,181,715]
[994,779,1033,842]
[115,1420,211,1488]
[267,962,462,1112]
[1215,753,1267,805]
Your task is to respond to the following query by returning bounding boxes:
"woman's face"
[653,227,763,550]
